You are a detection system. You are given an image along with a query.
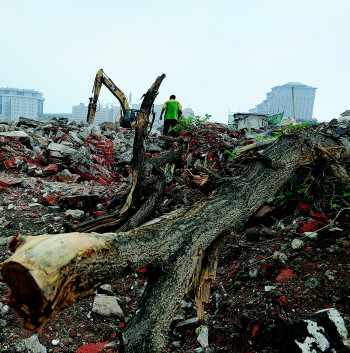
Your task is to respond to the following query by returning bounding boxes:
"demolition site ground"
[0,117,349,353]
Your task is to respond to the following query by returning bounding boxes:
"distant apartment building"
[0,87,45,122]
[249,82,317,121]
[182,106,194,118]
[71,103,121,124]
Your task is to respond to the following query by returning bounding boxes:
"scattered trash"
[196,325,209,347]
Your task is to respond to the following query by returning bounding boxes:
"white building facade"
[249,82,317,121]
[228,113,269,130]
[0,87,44,122]
[182,106,194,118]
[72,103,121,124]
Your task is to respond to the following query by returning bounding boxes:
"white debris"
[65,209,85,219]
[304,231,318,240]
[196,325,209,347]
[51,339,60,346]
[291,238,305,250]
[24,335,47,353]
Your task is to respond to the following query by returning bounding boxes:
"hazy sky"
[1,0,349,123]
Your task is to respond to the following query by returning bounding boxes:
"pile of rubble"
[0,117,138,237]
[0,116,350,353]
[0,117,244,238]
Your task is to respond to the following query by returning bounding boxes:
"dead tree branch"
[73,74,166,233]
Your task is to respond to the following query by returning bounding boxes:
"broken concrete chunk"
[65,209,85,219]
[176,317,198,327]
[47,142,77,155]
[77,129,90,140]
[89,124,102,136]
[0,131,28,138]
[304,277,321,289]
[118,150,133,164]
[0,124,9,132]
[55,130,66,139]
[92,295,124,318]
[102,130,117,139]
[146,144,163,153]
[51,339,60,346]
[60,141,74,147]
[68,131,84,146]
[19,117,43,128]
[24,334,47,353]
[29,134,49,149]
[32,146,44,156]
[99,284,114,294]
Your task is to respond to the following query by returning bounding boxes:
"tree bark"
[120,74,166,216]
[0,129,346,352]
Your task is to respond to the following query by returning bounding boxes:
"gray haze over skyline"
[1,0,349,123]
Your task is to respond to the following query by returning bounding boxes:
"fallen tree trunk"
[1,129,346,352]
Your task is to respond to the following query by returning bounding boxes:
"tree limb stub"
[0,130,344,352]
[74,74,166,234]
[120,74,165,217]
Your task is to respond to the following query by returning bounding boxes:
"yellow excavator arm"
[86,69,133,125]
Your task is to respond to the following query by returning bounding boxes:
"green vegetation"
[275,156,350,212]
[282,123,311,130]
[331,185,350,209]
[255,123,311,141]
[276,183,307,205]
[224,150,237,160]
[255,131,282,140]
[274,169,309,208]
[171,113,211,133]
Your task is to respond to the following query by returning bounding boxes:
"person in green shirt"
[160,95,182,136]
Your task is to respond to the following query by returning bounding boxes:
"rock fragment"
[92,295,124,318]
[24,335,47,353]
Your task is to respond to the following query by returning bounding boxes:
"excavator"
[86,69,139,127]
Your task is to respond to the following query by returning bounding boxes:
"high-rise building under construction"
[249,82,317,121]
